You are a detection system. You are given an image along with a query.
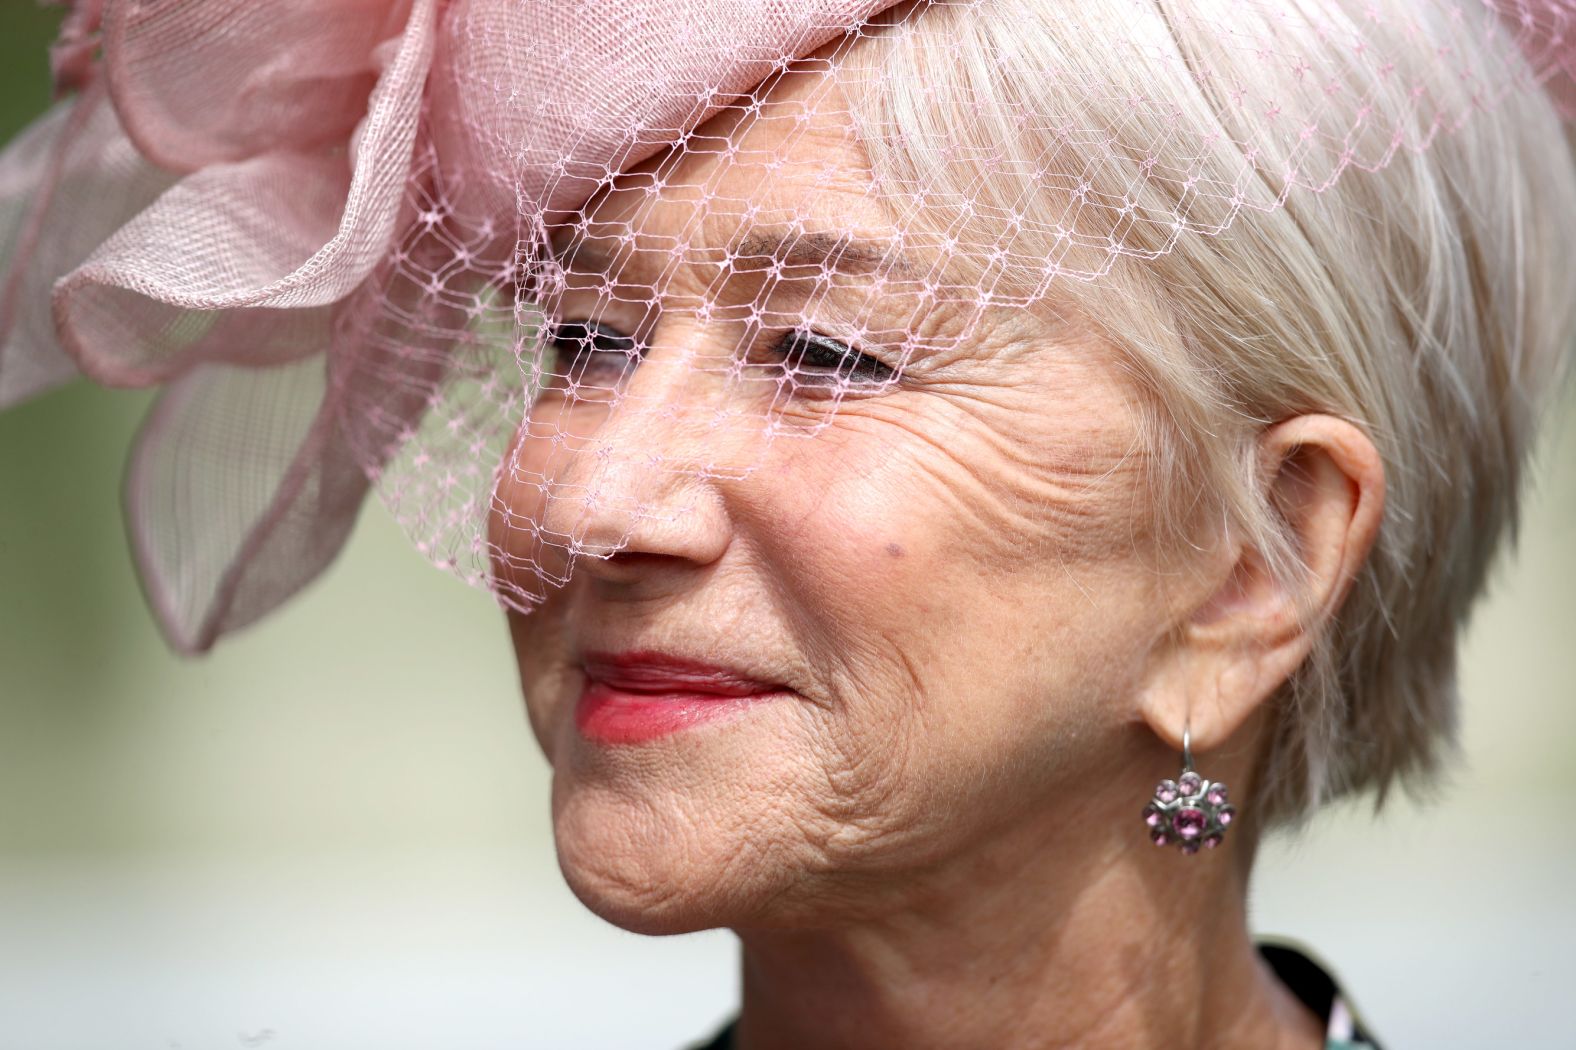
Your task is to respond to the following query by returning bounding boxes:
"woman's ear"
[1139,414,1385,753]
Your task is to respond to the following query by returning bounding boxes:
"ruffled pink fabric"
[48,0,104,96]
[0,80,171,407]
[0,0,899,653]
[430,0,900,225]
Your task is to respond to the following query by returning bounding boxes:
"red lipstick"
[575,650,786,744]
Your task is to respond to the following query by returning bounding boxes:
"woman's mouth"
[574,650,789,744]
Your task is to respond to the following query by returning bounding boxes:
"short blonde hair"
[839,0,1576,826]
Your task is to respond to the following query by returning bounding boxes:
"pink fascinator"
[0,0,892,651]
[0,0,1572,653]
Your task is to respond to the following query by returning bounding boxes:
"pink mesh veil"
[0,0,1573,654]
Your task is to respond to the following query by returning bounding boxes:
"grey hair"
[838,0,1576,827]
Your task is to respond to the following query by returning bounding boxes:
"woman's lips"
[574,650,788,744]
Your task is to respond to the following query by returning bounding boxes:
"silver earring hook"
[1182,718,1193,773]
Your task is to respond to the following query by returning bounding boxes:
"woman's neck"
[730,815,1325,1050]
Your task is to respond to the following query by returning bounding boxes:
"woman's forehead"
[559,61,907,271]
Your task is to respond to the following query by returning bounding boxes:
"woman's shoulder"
[687,937,1383,1050]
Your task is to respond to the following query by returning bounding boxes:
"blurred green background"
[1,8,1573,1049]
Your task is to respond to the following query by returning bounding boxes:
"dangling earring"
[1141,719,1236,855]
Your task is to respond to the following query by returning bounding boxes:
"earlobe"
[1139,414,1385,755]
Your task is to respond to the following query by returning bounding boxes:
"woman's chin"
[556,861,718,936]
[550,788,779,936]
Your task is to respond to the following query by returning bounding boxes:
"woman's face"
[491,59,1185,933]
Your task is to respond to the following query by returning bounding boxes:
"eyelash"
[541,320,896,388]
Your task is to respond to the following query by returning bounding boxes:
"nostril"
[605,550,682,568]
[572,546,694,587]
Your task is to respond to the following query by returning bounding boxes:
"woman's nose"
[511,335,736,588]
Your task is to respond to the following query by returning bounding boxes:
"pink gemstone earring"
[1141,721,1236,855]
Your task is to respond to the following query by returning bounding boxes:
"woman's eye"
[545,320,640,383]
[772,329,895,387]
[539,320,895,394]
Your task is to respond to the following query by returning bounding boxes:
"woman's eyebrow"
[730,229,919,279]
[549,228,920,281]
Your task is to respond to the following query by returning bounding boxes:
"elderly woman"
[3,0,1574,1047]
